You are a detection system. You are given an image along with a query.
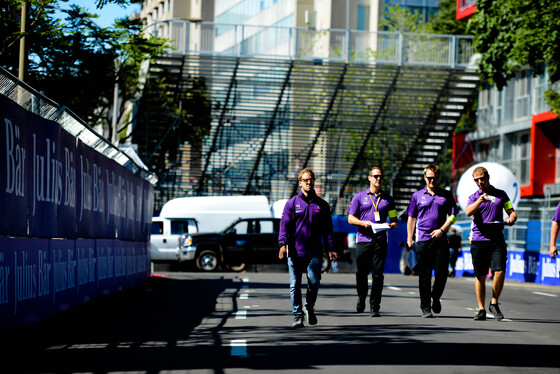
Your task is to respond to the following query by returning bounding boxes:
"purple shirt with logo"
[553,202,560,222]
[278,191,335,258]
[407,187,458,242]
[348,189,396,242]
[467,186,511,241]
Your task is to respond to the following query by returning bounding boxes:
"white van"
[159,195,273,233]
[150,216,199,261]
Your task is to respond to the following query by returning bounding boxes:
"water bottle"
[330,259,339,273]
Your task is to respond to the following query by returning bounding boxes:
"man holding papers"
[466,166,517,321]
[348,166,398,317]
[407,164,458,318]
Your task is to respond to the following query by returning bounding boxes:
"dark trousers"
[356,240,387,309]
[416,238,449,310]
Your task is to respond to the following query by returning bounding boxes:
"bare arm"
[550,221,560,259]
[406,216,417,249]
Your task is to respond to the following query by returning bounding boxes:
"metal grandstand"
[134,21,479,214]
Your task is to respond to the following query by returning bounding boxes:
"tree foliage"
[0,0,168,140]
[380,5,432,33]
[468,0,560,113]
[429,0,470,35]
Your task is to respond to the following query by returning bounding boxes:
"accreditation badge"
[374,212,380,222]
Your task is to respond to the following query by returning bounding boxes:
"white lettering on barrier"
[14,250,37,315]
[79,155,92,221]
[93,163,104,214]
[105,170,118,225]
[37,250,51,298]
[541,258,559,281]
[509,253,525,276]
[64,147,76,208]
[32,135,63,215]
[4,118,26,197]
[0,251,10,306]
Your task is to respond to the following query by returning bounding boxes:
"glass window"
[357,5,370,31]
[259,220,274,233]
[234,221,249,234]
[151,222,163,235]
[514,70,531,119]
[171,220,189,235]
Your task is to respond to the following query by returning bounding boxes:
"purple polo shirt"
[407,187,458,242]
[278,191,335,258]
[553,202,560,222]
[467,186,512,241]
[348,189,396,242]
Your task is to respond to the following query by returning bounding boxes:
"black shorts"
[470,240,507,276]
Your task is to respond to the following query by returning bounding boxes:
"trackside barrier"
[0,88,153,332]
[453,249,560,286]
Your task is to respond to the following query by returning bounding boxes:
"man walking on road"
[348,166,398,317]
[407,164,458,318]
[466,166,517,321]
[278,168,338,328]
[550,201,560,259]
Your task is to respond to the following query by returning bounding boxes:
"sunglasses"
[473,177,486,182]
[425,176,437,182]
[301,178,315,184]
[370,175,384,179]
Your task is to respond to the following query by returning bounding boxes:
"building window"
[357,5,370,31]
[557,146,560,183]
[514,70,531,120]
[504,132,531,185]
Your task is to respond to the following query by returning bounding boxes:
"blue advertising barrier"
[453,247,560,286]
[0,91,153,332]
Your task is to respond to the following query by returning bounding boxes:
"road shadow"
[2,275,559,373]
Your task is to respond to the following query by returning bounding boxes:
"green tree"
[0,0,168,141]
[429,0,469,35]
[468,0,560,114]
[380,5,433,33]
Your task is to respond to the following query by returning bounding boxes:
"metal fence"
[0,67,156,184]
[455,197,560,254]
[145,20,475,68]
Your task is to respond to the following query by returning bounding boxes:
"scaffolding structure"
[134,21,479,214]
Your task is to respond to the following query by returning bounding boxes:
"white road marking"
[240,293,249,300]
[533,291,558,297]
[387,286,401,291]
[242,278,250,283]
[235,311,247,319]
[230,340,248,357]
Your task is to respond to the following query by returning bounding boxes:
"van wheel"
[228,262,246,272]
[196,250,219,272]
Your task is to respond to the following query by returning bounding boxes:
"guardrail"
[144,20,476,68]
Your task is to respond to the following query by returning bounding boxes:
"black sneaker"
[370,305,380,317]
[292,316,304,328]
[474,309,486,321]
[489,303,504,320]
[432,298,441,314]
[303,308,317,325]
[356,298,365,313]
[421,308,433,318]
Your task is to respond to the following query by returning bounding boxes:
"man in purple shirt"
[466,166,517,321]
[407,164,458,318]
[348,166,398,317]
[550,202,560,259]
[278,168,338,328]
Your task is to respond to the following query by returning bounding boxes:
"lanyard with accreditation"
[369,193,381,222]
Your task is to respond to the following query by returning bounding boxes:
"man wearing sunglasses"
[278,168,338,328]
[465,166,517,321]
[348,166,398,317]
[407,164,458,318]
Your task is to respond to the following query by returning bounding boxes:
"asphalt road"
[3,271,560,373]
